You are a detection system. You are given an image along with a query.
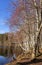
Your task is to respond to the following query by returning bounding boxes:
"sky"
[0,0,17,34]
[0,0,10,34]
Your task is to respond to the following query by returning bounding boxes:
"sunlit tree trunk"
[32,0,42,58]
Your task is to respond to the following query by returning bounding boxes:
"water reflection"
[0,56,11,65]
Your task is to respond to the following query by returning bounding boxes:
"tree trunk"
[32,0,42,58]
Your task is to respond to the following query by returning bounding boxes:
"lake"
[0,56,13,65]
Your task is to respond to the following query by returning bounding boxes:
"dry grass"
[6,49,42,65]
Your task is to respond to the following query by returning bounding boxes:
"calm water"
[0,56,13,65]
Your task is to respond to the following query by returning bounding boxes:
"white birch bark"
[32,0,42,58]
[19,36,29,53]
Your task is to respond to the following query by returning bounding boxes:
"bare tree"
[7,0,42,59]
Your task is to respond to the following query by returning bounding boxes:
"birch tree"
[8,0,42,59]
[32,0,42,57]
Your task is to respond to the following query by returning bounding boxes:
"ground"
[6,49,42,65]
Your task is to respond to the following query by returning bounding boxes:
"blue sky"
[0,0,17,34]
[0,0,10,34]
